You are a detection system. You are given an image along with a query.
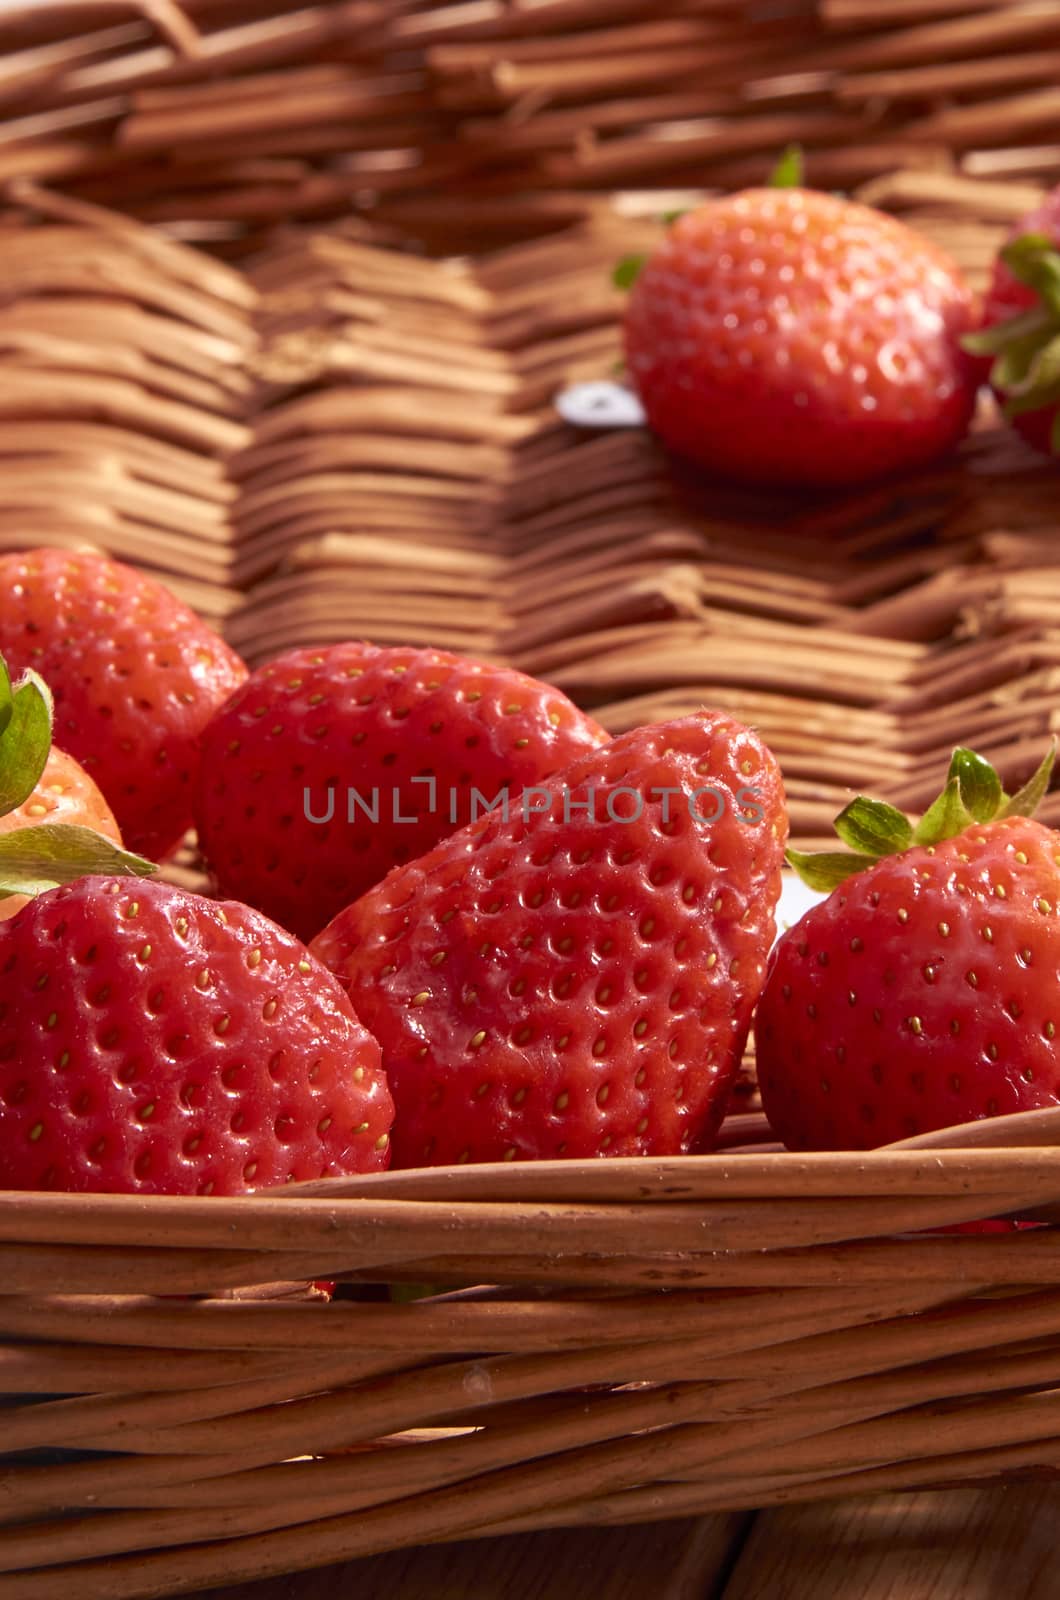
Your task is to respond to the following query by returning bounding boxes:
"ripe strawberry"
[311,711,786,1168]
[193,642,609,944]
[0,875,392,1194]
[0,746,121,923]
[964,184,1060,457]
[0,548,247,860]
[623,187,978,488]
[756,744,1060,1149]
[0,650,150,914]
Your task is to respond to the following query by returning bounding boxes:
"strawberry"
[193,642,609,944]
[0,649,150,910]
[0,548,247,860]
[0,874,392,1194]
[964,184,1060,457]
[755,744,1060,1150]
[311,711,786,1168]
[0,745,121,923]
[622,187,978,488]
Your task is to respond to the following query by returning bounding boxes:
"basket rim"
[4,1136,1060,1213]
[4,1108,1060,1225]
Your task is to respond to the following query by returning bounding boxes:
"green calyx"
[787,741,1056,893]
[0,658,52,816]
[962,231,1060,454]
[0,652,156,900]
[612,254,646,291]
[768,143,804,190]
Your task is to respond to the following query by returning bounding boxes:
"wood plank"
[191,1515,750,1599]
[724,1487,1060,1598]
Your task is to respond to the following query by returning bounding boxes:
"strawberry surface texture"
[0,549,247,860]
[0,875,392,1194]
[194,641,609,943]
[757,816,1060,1149]
[312,710,787,1167]
[624,187,978,488]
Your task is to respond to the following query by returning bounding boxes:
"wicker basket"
[2,0,1060,1594]
[7,1114,1060,1597]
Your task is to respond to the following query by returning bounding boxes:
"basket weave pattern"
[7,1143,1060,1597]
[2,0,1058,235]
[1,3,1060,1595]
[2,186,1059,850]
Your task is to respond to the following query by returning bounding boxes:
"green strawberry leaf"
[991,325,1054,391]
[0,657,12,740]
[785,847,877,892]
[0,824,156,900]
[1002,231,1053,272]
[966,232,1060,449]
[786,740,1055,894]
[661,209,688,225]
[962,307,1053,359]
[1001,232,1060,318]
[999,741,1057,819]
[0,667,54,817]
[1002,376,1060,420]
[911,775,976,847]
[612,255,646,290]
[769,143,804,189]
[832,796,913,857]
[1005,329,1060,397]
[949,746,1003,823]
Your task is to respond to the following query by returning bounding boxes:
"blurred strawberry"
[964,184,1060,457]
[622,186,978,488]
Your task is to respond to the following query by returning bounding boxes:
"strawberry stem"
[769,143,804,189]
[787,741,1056,892]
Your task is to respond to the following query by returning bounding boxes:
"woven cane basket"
[2,0,1060,1594]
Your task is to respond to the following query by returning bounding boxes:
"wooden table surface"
[198,1485,1059,1599]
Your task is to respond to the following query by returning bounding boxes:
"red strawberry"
[0,648,151,915]
[0,548,247,860]
[193,642,609,944]
[311,711,786,1168]
[0,875,392,1194]
[964,184,1060,457]
[0,746,122,923]
[623,187,978,488]
[756,744,1060,1150]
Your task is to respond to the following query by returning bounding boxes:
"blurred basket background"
[2,5,1060,1596]
[1,0,1059,850]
